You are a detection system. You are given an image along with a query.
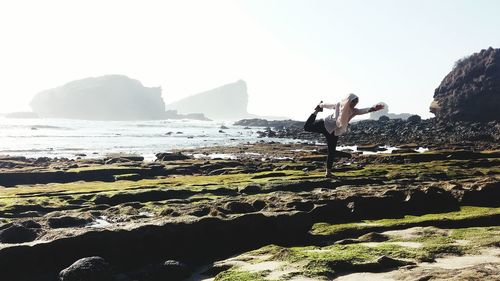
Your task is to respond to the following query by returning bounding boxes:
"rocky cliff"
[166,80,252,120]
[30,75,168,121]
[430,47,500,121]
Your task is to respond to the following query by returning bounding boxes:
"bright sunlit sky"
[0,0,499,120]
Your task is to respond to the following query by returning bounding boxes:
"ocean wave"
[30,125,72,130]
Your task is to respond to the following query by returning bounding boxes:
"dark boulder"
[105,155,144,164]
[48,216,91,228]
[130,260,190,281]
[356,255,414,272]
[251,199,267,211]
[155,152,190,161]
[286,201,315,212]
[346,195,404,220]
[460,180,500,207]
[407,115,422,123]
[404,187,459,215]
[238,184,262,194]
[20,220,42,229]
[430,47,500,121]
[392,149,416,154]
[0,223,38,243]
[224,201,255,214]
[378,115,390,122]
[59,256,113,281]
[357,144,384,152]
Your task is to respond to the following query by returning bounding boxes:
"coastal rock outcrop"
[430,47,500,121]
[166,80,253,120]
[31,75,167,120]
[29,75,209,121]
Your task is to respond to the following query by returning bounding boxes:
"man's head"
[347,93,359,109]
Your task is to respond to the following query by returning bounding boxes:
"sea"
[0,117,426,161]
[0,117,299,161]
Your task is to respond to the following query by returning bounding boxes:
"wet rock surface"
[0,142,498,280]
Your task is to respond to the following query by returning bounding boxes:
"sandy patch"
[288,276,322,281]
[421,248,500,269]
[382,226,449,239]
[361,241,423,248]
[454,239,470,246]
[335,272,396,281]
[242,260,283,272]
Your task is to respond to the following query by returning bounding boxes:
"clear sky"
[0,0,499,120]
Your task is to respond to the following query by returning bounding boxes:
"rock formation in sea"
[166,80,253,120]
[164,110,211,121]
[30,75,167,120]
[369,102,412,120]
[30,75,209,121]
[430,47,500,121]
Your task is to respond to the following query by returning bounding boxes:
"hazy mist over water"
[0,118,285,160]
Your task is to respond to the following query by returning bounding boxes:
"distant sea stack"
[30,75,168,121]
[430,47,500,121]
[166,80,252,120]
[368,102,412,120]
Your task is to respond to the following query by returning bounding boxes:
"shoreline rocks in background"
[430,47,500,122]
[236,117,500,150]
[155,152,190,161]
[234,118,303,129]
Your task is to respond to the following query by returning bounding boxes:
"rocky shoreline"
[235,117,500,151]
[0,141,498,281]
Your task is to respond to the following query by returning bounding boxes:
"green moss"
[66,165,137,172]
[335,166,389,178]
[239,225,499,279]
[214,269,275,281]
[311,206,500,236]
[330,158,499,180]
[450,226,500,248]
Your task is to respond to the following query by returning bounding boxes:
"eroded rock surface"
[431,47,500,122]
[0,143,498,280]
